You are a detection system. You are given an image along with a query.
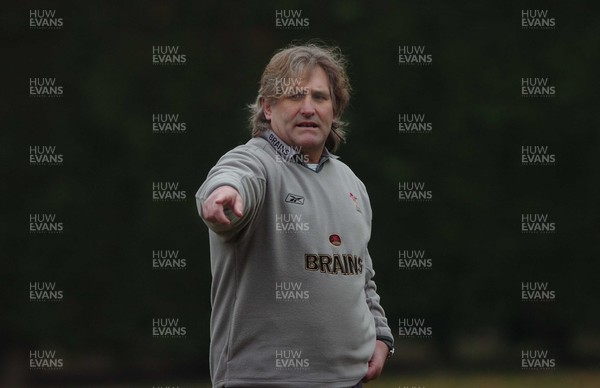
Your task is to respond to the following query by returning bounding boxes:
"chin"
[295,136,324,149]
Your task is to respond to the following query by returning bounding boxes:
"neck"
[304,149,323,164]
[260,129,330,165]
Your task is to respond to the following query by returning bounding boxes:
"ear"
[262,98,273,120]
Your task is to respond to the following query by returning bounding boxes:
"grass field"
[37,370,600,388]
[365,370,600,388]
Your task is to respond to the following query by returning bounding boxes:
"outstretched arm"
[201,185,244,226]
[196,147,266,238]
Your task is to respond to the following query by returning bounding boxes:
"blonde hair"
[248,43,351,152]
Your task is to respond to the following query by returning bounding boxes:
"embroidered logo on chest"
[349,192,361,213]
[285,193,305,205]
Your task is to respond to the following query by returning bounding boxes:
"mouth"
[296,122,319,128]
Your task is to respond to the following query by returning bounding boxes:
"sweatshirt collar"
[260,129,337,172]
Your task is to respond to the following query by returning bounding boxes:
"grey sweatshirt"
[196,130,394,387]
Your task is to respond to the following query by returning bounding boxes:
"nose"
[299,95,315,116]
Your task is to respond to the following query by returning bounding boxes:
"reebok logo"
[285,193,305,205]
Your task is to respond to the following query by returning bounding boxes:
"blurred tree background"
[2,0,599,386]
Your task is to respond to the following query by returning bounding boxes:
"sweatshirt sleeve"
[195,145,267,239]
[364,249,394,347]
[357,177,394,348]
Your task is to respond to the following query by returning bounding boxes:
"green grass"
[366,370,600,388]
[39,371,600,388]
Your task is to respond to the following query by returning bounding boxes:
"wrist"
[376,337,395,359]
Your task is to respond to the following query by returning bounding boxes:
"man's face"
[263,66,334,162]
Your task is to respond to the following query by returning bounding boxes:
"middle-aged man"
[196,43,394,387]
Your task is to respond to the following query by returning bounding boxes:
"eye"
[313,93,329,101]
[289,93,304,100]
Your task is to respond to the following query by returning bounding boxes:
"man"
[196,43,394,387]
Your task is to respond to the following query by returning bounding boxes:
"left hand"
[362,340,389,382]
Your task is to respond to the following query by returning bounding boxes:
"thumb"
[232,193,244,218]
